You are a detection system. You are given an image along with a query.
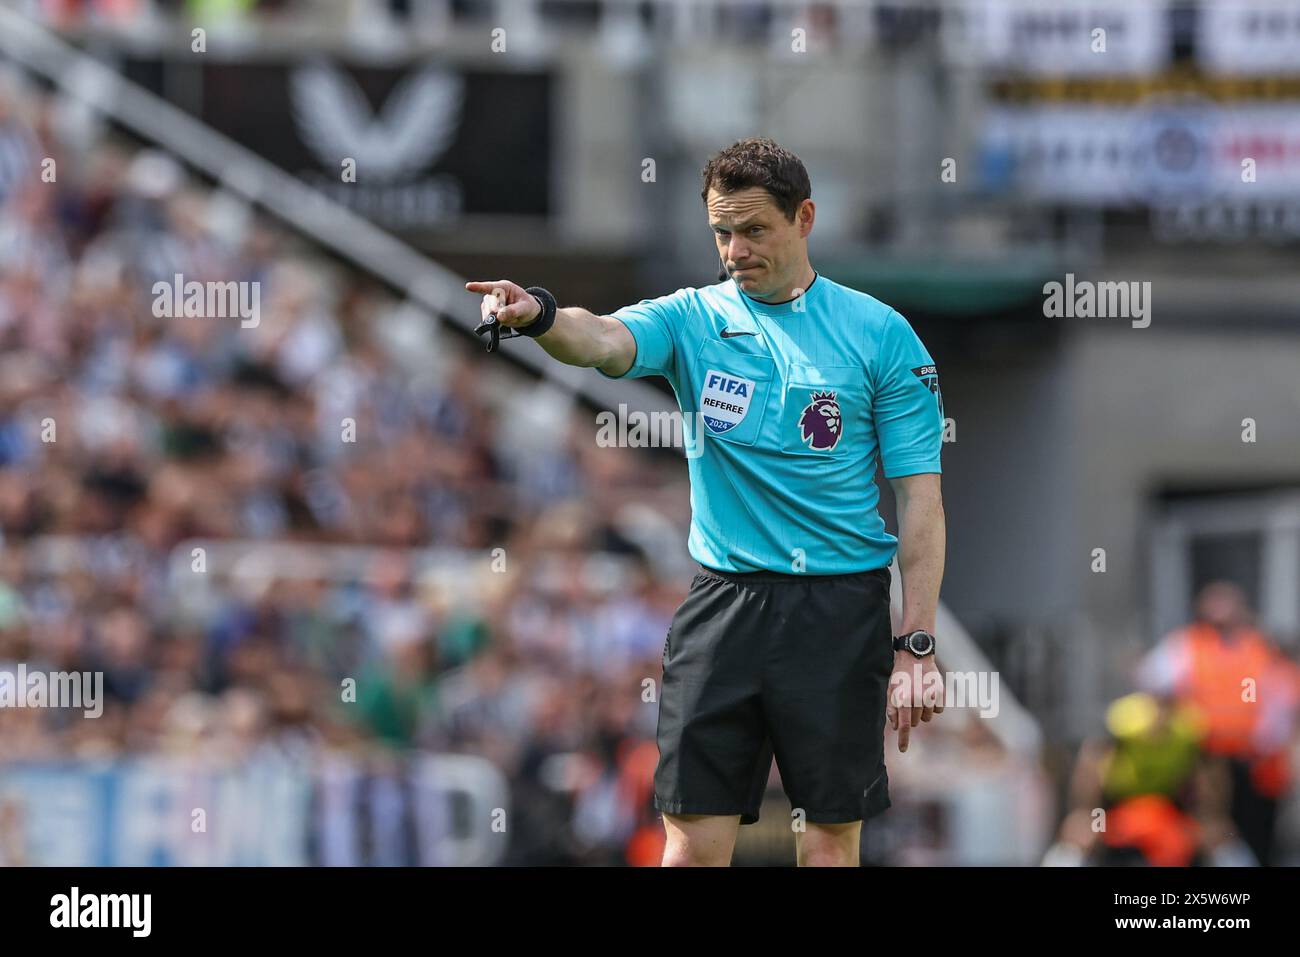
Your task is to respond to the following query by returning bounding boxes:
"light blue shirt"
[601,272,943,574]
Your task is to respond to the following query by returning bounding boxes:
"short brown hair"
[700,138,811,223]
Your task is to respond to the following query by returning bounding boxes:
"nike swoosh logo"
[719,329,757,338]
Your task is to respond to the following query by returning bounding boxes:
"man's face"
[706,187,811,299]
[1196,581,1250,630]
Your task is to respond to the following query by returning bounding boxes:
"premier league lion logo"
[798,390,842,450]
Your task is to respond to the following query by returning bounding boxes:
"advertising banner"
[125,57,552,229]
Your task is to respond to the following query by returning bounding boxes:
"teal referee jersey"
[601,272,943,574]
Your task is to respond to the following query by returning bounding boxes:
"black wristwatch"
[892,630,937,658]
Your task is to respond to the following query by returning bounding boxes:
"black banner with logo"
[124,57,551,230]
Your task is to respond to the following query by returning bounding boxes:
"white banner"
[980,103,1300,203]
[951,0,1170,74]
[1200,0,1300,74]
[0,751,509,866]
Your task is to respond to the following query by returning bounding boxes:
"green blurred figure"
[1045,692,1252,866]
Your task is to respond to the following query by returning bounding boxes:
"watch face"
[908,632,934,655]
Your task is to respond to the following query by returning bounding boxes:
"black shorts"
[654,563,894,826]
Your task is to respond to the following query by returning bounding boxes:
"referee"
[465,138,946,867]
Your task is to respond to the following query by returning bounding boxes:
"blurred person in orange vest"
[1136,581,1300,866]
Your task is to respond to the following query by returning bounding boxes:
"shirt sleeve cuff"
[596,315,640,379]
[882,461,942,479]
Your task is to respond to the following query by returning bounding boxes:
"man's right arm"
[534,307,637,377]
[463,280,636,377]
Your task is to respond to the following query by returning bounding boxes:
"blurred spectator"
[1046,692,1252,867]
[1136,581,1300,865]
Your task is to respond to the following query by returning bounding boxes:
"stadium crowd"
[0,76,689,864]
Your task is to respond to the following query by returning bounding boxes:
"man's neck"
[747,263,817,304]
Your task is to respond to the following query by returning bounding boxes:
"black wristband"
[518,286,557,338]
